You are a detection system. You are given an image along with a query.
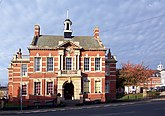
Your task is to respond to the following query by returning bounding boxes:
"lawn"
[118,93,143,100]
[118,91,161,101]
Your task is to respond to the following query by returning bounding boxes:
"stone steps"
[63,100,79,106]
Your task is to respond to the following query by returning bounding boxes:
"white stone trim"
[33,79,42,95]
[36,53,40,57]
[83,77,91,93]
[74,55,76,70]
[49,53,52,57]
[12,81,29,83]
[105,80,110,93]
[21,82,28,96]
[83,56,90,72]
[85,54,88,57]
[94,78,102,93]
[94,57,101,72]
[65,56,72,70]
[100,57,102,71]
[30,56,58,58]
[46,56,54,72]
[34,56,42,72]
[29,77,57,79]
[77,55,79,70]
[45,78,54,96]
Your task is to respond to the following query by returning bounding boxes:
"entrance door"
[63,82,74,100]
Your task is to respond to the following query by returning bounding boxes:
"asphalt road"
[3,100,165,116]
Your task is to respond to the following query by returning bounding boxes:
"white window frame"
[105,81,110,93]
[45,80,54,96]
[94,79,102,93]
[65,57,72,70]
[84,57,90,72]
[22,83,28,96]
[47,57,54,72]
[34,57,42,72]
[83,78,91,94]
[33,80,42,95]
[95,57,101,71]
[105,64,109,76]
[21,64,28,77]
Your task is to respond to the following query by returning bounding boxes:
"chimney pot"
[17,48,22,59]
[94,26,99,39]
[34,25,40,37]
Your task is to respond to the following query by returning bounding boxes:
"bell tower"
[64,10,72,39]
[157,62,164,71]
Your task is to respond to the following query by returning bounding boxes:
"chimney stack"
[107,49,111,59]
[93,26,99,39]
[34,25,40,37]
[17,48,22,59]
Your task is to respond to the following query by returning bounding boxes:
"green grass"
[118,93,143,100]
[147,91,160,97]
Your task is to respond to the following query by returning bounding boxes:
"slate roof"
[29,35,106,50]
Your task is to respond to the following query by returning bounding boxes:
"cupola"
[64,10,72,39]
[157,62,164,71]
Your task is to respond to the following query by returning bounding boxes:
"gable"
[56,40,82,50]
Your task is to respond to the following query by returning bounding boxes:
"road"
[4,100,165,116]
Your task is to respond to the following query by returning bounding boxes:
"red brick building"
[147,71,161,89]
[8,17,117,105]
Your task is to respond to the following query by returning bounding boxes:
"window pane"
[66,58,72,70]
[95,58,100,71]
[95,81,101,93]
[105,64,109,75]
[21,64,27,76]
[83,80,89,93]
[105,82,110,93]
[34,57,41,72]
[47,82,53,95]
[34,82,41,95]
[84,58,89,71]
[47,57,53,71]
[22,85,27,95]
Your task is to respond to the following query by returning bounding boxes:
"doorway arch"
[63,81,74,100]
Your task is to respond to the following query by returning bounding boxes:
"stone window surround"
[20,82,28,96]
[21,64,28,77]
[94,78,102,93]
[83,77,91,94]
[33,79,42,96]
[34,54,42,72]
[46,56,54,72]
[45,79,54,96]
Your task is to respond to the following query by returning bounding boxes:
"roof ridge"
[40,35,93,37]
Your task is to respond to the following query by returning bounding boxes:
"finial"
[67,9,69,19]
[108,48,111,53]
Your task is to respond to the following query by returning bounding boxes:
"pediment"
[56,40,82,49]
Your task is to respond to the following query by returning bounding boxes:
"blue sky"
[0,0,165,86]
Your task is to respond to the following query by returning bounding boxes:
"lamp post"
[20,64,25,111]
[20,75,22,111]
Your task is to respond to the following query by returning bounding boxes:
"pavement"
[1,97,165,115]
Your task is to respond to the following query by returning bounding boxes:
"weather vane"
[67,9,69,19]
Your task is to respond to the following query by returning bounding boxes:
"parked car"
[154,86,165,92]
